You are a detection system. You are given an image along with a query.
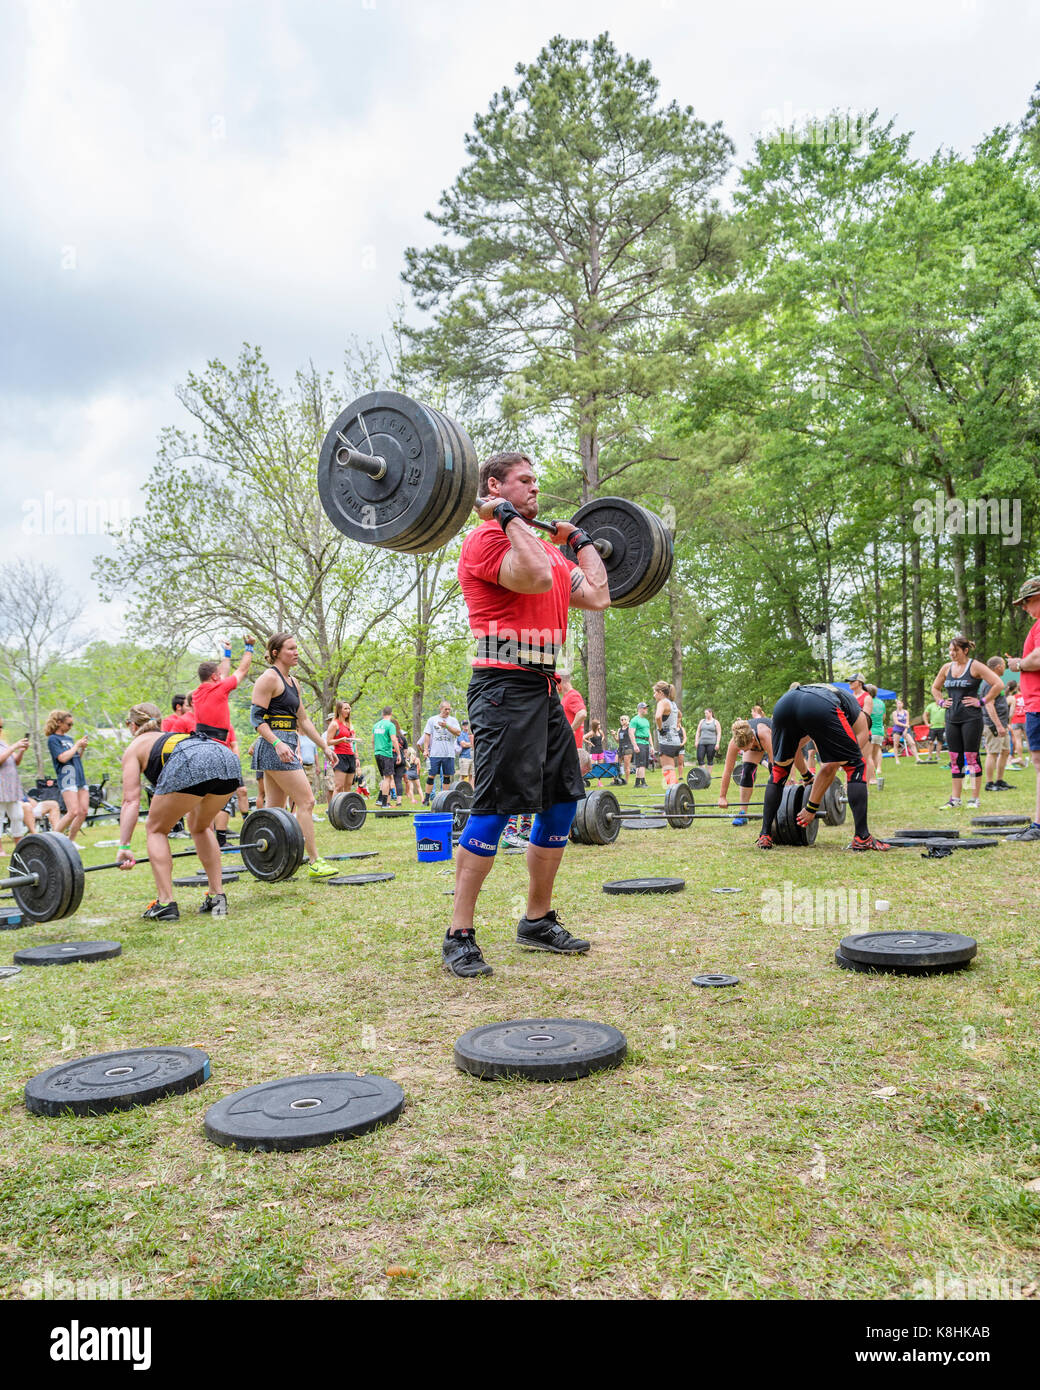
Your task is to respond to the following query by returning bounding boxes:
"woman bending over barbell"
[115,703,242,922]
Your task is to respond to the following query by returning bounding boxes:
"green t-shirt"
[870,700,885,737]
[925,701,945,728]
[372,718,396,758]
[630,714,651,745]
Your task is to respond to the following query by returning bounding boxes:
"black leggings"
[945,717,983,780]
[696,742,717,765]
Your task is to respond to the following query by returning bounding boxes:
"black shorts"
[771,687,862,769]
[375,754,396,777]
[184,777,241,799]
[659,742,682,759]
[467,667,586,814]
[634,744,650,769]
[335,753,357,774]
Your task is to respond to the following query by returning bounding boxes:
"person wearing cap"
[1004,576,1040,840]
[630,702,652,787]
[456,719,474,787]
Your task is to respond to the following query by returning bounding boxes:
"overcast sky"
[2,0,1038,638]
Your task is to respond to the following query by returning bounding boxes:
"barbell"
[328,784,473,833]
[317,391,673,607]
[3,809,304,925]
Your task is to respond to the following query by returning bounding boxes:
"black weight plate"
[405,405,477,553]
[25,1046,211,1117]
[333,791,368,832]
[326,852,379,861]
[172,873,241,887]
[239,808,305,882]
[14,940,121,967]
[570,797,591,844]
[687,766,711,791]
[620,817,668,830]
[321,873,396,885]
[972,826,1022,837]
[318,391,446,551]
[204,1072,405,1151]
[692,973,739,987]
[839,931,977,969]
[0,965,22,979]
[971,815,1029,827]
[454,1018,627,1082]
[885,837,996,851]
[326,792,345,831]
[432,787,469,832]
[603,877,685,895]
[664,781,694,829]
[835,947,971,977]
[592,788,621,844]
[772,781,818,846]
[895,829,961,839]
[822,778,847,827]
[562,498,672,607]
[9,833,84,924]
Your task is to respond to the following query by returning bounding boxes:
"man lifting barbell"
[755,683,890,851]
[115,703,243,920]
[443,452,611,978]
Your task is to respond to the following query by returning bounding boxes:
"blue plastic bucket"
[415,813,453,863]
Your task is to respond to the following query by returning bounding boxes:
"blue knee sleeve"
[530,800,578,848]
[459,813,509,857]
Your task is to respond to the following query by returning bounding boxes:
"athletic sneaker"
[142,899,179,921]
[516,910,590,954]
[198,893,228,917]
[938,799,962,810]
[732,814,748,827]
[984,781,997,792]
[967,797,980,809]
[995,780,1016,791]
[1008,824,1040,841]
[754,833,773,849]
[308,858,339,879]
[501,829,526,849]
[849,835,891,852]
[443,928,493,977]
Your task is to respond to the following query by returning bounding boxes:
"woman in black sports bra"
[115,702,241,921]
[930,637,1006,811]
[250,633,337,879]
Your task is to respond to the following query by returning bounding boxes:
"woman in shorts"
[45,709,90,843]
[890,697,918,760]
[930,637,1006,810]
[653,681,683,786]
[614,716,636,783]
[404,744,422,804]
[324,699,357,794]
[115,702,242,920]
[250,633,337,878]
[1008,682,1027,768]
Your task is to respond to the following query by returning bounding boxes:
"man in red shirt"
[444,452,611,978]
[190,637,255,747]
[558,673,587,749]
[161,695,196,734]
[1005,577,1040,840]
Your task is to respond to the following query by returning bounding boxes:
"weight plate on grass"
[885,837,995,851]
[454,1018,627,1082]
[326,852,379,861]
[664,781,695,829]
[972,826,1021,837]
[971,815,1029,827]
[834,947,971,977]
[692,974,739,987]
[602,877,685,895]
[13,941,121,967]
[583,788,621,844]
[895,829,961,839]
[687,765,711,791]
[838,931,976,970]
[620,817,667,830]
[0,965,22,979]
[772,781,818,846]
[204,1072,405,1151]
[330,790,367,832]
[172,873,241,887]
[9,833,84,924]
[322,873,396,885]
[239,808,305,882]
[821,779,848,826]
[433,785,471,831]
[25,1046,210,1116]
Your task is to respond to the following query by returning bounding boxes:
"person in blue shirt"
[45,708,90,843]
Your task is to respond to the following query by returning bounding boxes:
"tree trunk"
[900,513,909,701]
[910,529,923,716]
[872,543,883,674]
[973,535,987,653]
[578,405,607,723]
[943,477,969,632]
[668,578,683,710]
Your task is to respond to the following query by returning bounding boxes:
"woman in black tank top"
[930,637,1005,811]
[250,633,337,878]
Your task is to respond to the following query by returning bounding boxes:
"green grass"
[2,764,1039,1301]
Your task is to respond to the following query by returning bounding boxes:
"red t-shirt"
[458,520,576,670]
[561,686,587,748]
[1011,693,1026,723]
[190,674,239,746]
[332,721,356,755]
[161,713,196,733]
[1022,619,1040,713]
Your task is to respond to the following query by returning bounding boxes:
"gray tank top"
[658,700,680,743]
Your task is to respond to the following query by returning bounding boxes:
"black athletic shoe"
[516,910,590,954]
[198,893,228,917]
[984,781,997,792]
[443,928,493,977]
[423,793,431,806]
[995,780,1016,791]
[142,899,179,921]
[1008,824,1040,842]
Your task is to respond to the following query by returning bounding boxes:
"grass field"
[2,762,1039,1302]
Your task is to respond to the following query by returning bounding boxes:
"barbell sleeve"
[334,432,387,480]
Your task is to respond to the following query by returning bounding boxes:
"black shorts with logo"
[771,686,863,770]
[468,667,586,814]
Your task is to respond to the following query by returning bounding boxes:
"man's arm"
[569,703,587,735]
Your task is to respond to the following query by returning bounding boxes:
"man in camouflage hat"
[1004,576,1040,840]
